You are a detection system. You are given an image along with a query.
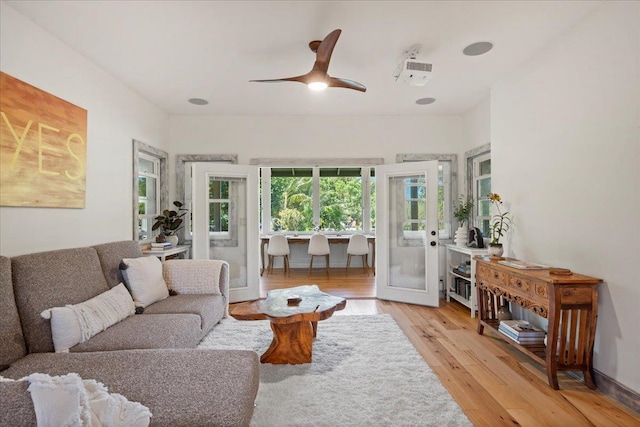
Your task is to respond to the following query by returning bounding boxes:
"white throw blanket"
[2,373,151,427]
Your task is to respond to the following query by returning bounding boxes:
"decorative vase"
[454,226,468,247]
[488,243,504,258]
[497,304,513,321]
[165,235,179,247]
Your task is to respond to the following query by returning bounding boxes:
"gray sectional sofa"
[0,240,259,426]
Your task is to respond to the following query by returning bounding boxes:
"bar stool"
[267,234,290,275]
[346,233,370,275]
[308,234,330,275]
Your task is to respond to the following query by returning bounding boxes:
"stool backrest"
[347,233,369,256]
[268,234,290,256]
[308,234,330,255]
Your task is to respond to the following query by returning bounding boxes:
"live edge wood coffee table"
[230,285,346,364]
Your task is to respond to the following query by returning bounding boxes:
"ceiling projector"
[395,58,433,86]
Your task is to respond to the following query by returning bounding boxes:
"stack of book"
[151,242,171,250]
[498,320,546,345]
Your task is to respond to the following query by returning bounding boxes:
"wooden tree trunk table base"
[230,285,345,364]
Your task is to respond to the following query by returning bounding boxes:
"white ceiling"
[7,1,602,116]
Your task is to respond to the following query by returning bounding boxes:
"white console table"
[445,244,488,318]
[142,245,191,261]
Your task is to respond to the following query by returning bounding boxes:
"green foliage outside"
[270,176,366,231]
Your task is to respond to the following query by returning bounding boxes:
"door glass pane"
[388,174,426,291]
[208,177,247,290]
[209,202,229,232]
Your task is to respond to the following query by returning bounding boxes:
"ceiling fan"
[250,29,366,92]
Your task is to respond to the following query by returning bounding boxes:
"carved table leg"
[261,321,314,364]
[476,287,486,335]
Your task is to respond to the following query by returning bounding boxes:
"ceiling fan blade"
[250,74,310,84]
[314,29,341,72]
[328,76,367,92]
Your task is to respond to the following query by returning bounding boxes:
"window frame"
[132,140,168,243]
[175,154,238,245]
[465,143,491,236]
[251,157,383,235]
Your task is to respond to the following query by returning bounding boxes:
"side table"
[142,245,191,261]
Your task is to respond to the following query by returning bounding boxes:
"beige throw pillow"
[41,283,135,353]
[121,256,169,308]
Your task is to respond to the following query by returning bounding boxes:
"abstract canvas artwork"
[0,72,87,208]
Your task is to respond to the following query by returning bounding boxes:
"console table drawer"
[559,286,594,305]
[477,265,507,286]
[508,275,549,301]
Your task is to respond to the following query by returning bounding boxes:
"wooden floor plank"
[255,272,640,426]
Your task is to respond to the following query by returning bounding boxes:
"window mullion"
[313,167,320,228]
[262,168,271,234]
[362,167,371,233]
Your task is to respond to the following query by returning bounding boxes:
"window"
[264,166,374,233]
[254,158,383,234]
[473,153,491,237]
[397,154,456,239]
[132,140,168,242]
[137,153,159,240]
[176,154,238,243]
[465,143,491,238]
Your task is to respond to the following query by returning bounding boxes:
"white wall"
[462,98,491,151]
[169,114,464,166]
[491,2,639,391]
[0,3,169,256]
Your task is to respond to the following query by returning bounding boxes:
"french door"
[375,161,440,307]
[192,163,260,303]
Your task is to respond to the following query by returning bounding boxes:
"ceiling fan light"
[308,81,328,91]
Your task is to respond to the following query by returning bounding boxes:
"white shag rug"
[197,314,471,427]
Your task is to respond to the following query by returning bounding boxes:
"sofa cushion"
[41,283,136,353]
[143,294,225,333]
[0,256,27,367]
[11,247,111,354]
[1,349,260,427]
[162,259,225,295]
[121,256,169,308]
[93,241,144,289]
[0,378,37,426]
[69,314,202,352]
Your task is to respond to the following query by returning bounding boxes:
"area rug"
[197,314,471,426]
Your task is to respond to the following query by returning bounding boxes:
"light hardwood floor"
[255,268,640,427]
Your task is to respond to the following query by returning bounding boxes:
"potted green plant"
[152,201,188,246]
[487,192,511,258]
[453,195,474,246]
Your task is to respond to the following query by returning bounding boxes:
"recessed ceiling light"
[416,97,436,105]
[188,98,209,105]
[463,41,493,56]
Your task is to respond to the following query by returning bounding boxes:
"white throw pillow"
[120,256,169,308]
[163,260,224,295]
[41,283,135,353]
